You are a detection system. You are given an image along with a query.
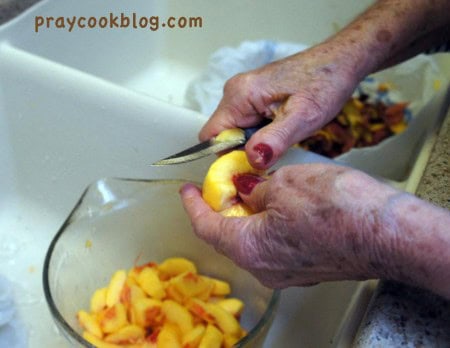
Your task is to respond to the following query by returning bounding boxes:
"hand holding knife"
[152,119,271,166]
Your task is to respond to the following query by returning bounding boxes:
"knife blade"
[151,121,270,166]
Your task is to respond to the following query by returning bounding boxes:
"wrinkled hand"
[180,164,401,289]
[199,45,361,169]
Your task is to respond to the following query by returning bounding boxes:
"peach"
[181,324,206,348]
[205,302,241,337]
[158,257,197,280]
[169,272,214,301]
[202,150,265,216]
[186,298,215,324]
[213,128,246,144]
[120,284,146,308]
[106,270,127,307]
[90,287,107,313]
[83,331,121,348]
[131,298,163,328]
[156,324,182,348]
[98,303,128,334]
[198,324,223,348]
[161,300,194,336]
[208,277,231,296]
[223,332,245,348]
[216,298,244,317]
[104,325,145,344]
[77,310,103,338]
[77,257,248,347]
[137,268,165,300]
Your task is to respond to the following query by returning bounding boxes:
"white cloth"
[186,40,307,116]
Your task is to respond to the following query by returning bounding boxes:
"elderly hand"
[198,46,361,170]
[197,0,450,170]
[180,163,450,298]
[180,164,397,288]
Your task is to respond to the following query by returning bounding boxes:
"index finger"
[199,99,263,141]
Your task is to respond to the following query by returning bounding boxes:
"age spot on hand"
[306,176,317,185]
[376,29,392,43]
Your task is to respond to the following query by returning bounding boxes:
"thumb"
[179,183,222,245]
[245,96,326,169]
[233,175,268,213]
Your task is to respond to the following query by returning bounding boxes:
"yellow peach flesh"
[202,150,264,216]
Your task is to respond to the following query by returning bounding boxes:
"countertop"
[353,109,450,348]
[1,1,449,347]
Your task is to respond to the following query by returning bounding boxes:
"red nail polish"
[253,143,273,165]
[233,174,265,195]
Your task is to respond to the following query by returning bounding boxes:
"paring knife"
[151,120,270,166]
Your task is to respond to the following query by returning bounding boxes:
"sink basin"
[0,0,449,347]
[0,41,372,347]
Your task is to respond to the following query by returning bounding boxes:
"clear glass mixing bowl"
[43,178,279,347]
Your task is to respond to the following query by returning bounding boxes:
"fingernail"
[179,183,196,196]
[233,174,265,195]
[253,143,273,165]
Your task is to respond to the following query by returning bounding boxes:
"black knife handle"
[243,118,272,140]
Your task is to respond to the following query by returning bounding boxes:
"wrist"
[332,170,450,299]
[386,195,450,299]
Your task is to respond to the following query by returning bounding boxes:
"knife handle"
[243,118,272,140]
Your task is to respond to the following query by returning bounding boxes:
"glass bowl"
[43,178,279,347]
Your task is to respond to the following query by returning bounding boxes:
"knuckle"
[223,75,238,93]
[224,73,253,94]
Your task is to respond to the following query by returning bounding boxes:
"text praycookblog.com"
[34,12,203,33]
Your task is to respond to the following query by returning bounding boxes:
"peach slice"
[216,298,244,317]
[161,300,194,336]
[207,277,231,296]
[156,324,182,348]
[131,298,163,328]
[205,302,241,337]
[77,257,248,346]
[104,325,145,344]
[98,303,128,334]
[158,257,197,280]
[202,150,265,216]
[77,310,103,338]
[106,270,127,307]
[169,272,214,301]
[83,331,120,348]
[90,287,107,313]
[198,324,223,348]
[137,268,165,300]
[182,324,206,348]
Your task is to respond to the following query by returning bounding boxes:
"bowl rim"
[43,177,280,347]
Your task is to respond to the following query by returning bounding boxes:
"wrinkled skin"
[181,164,401,288]
[199,46,359,169]
[181,0,450,298]
[180,165,450,299]
[198,0,450,170]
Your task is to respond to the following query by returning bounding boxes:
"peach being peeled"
[202,150,265,216]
